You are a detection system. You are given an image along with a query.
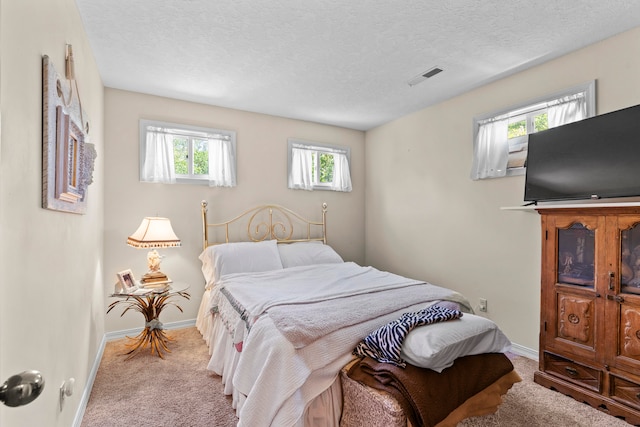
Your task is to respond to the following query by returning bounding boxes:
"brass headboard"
[201,201,328,250]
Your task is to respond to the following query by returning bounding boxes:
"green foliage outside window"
[319,153,334,183]
[507,120,526,139]
[173,137,210,175]
[533,114,548,133]
[173,137,189,174]
[507,113,548,139]
[311,152,335,183]
[193,139,208,175]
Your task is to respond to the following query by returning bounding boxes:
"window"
[288,139,352,192]
[470,81,596,180]
[139,120,236,187]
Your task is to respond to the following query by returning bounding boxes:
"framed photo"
[117,269,137,293]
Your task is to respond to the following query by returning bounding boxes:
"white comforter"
[209,262,471,427]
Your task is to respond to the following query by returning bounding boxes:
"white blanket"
[269,280,471,348]
[212,263,472,427]
[218,262,422,315]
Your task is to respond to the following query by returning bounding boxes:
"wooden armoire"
[535,206,640,424]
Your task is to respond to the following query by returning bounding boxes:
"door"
[607,215,640,374]
[541,213,606,363]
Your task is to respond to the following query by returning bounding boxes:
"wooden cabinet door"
[540,213,606,362]
[606,215,640,374]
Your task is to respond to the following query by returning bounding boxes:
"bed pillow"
[400,313,512,373]
[277,241,343,268]
[199,240,284,287]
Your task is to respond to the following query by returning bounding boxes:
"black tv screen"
[524,104,640,203]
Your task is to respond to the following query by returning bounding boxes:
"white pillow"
[277,241,343,268]
[198,240,283,287]
[400,313,512,373]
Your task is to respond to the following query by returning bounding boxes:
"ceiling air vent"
[408,66,443,86]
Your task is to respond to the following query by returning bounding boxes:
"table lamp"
[127,217,181,286]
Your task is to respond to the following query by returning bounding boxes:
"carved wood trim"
[42,55,96,214]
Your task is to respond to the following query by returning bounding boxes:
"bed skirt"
[198,288,345,425]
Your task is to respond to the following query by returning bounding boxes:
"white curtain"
[288,147,314,190]
[470,118,509,180]
[288,146,353,192]
[331,152,352,192]
[548,95,587,128]
[142,131,176,183]
[208,138,236,187]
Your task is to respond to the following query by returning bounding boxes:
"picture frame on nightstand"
[117,269,137,293]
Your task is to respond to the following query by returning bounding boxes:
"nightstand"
[107,283,190,359]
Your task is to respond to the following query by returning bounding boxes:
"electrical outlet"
[479,298,488,312]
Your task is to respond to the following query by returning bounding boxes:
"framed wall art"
[42,53,96,214]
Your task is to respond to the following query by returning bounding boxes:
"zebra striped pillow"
[353,304,462,368]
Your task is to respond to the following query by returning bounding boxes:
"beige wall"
[103,89,366,332]
[365,27,640,353]
[0,0,105,426]
[1,2,637,424]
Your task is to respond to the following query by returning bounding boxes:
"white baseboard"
[73,318,196,427]
[510,342,538,361]
[73,334,106,427]
[105,318,196,341]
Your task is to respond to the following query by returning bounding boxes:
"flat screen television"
[524,103,640,203]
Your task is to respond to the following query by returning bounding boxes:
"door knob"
[0,370,45,407]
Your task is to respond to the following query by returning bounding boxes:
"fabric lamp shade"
[127,217,181,248]
[127,217,181,285]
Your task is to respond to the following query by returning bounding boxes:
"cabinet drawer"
[543,352,601,392]
[611,374,640,410]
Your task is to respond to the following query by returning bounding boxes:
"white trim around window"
[470,80,596,180]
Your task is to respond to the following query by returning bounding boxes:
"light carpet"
[80,327,237,427]
[81,327,632,426]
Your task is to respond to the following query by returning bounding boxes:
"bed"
[195,201,521,427]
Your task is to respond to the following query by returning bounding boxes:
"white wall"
[103,89,366,332]
[365,27,640,353]
[0,0,104,426]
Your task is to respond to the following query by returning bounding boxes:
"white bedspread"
[210,262,472,427]
[218,262,421,314]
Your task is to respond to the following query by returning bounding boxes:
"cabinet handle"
[616,295,625,303]
[609,271,615,290]
[565,367,578,376]
[606,294,625,303]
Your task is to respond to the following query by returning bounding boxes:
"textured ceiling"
[75,1,640,131]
